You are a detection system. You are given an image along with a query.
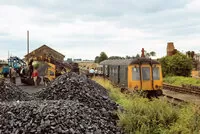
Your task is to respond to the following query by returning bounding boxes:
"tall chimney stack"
[167,42,174,56]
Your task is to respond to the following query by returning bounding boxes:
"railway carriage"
[100,57,163,96]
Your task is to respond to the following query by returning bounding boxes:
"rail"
[163,83,200,96]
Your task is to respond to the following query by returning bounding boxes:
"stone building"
[24,45,65,62]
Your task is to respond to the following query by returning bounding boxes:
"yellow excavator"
[20,55,79,85]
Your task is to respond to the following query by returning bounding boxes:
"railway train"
[99,56,163,96]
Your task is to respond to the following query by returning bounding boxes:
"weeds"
[93,77,200,134]
[164,76,200,86]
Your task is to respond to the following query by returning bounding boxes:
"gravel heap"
[0,80,32,101]
[0,100,122,134]
[34,72,118,111]
[0,73,123,133]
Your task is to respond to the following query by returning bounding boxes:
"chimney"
[167,42,175,56]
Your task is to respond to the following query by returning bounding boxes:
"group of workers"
[86,68,98,78]
[9,59,39,86]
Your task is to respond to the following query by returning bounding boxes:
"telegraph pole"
[27,30,29,55]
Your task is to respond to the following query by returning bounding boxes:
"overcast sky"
[0,0,200,60]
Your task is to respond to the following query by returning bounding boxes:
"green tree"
[95,52,108,63]
[149,51,156,56]
[136,54,140,58]
[94,56,100,63]
[145,51,156,58]
[159,52,193,77]
[135,51,156,58]
[108,56,124,60]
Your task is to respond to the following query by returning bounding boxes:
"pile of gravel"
[34,73,118,111]
[0,80,32,101]
[0,100,122,134]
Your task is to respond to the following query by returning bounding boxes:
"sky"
[0,0,200,60]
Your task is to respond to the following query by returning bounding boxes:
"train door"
[128,65,141,89]
[141,65,152,90]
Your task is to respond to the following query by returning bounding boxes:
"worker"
[28,59,34,78]
[94,68,98,76]
[32,67,39,86]
[89,68,95,77]
[9,67,17,84]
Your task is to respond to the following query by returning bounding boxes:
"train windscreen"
[132,67,140,80]
[153,67,160,80]
[142,67,150,80]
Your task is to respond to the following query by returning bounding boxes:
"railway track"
[163,84,200,105]
[163,83,200,96]
[159,94,186,106]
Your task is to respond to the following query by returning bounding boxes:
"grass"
[93,77,200,134]
[164,76,200,86]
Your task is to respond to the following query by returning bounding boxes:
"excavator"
[20,55,79,86]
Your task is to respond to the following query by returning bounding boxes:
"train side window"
[142,67,150,80]
[153,67,160,80]
[132,67,140,80]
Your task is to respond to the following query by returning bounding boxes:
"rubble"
[0,100,122,134]
[0,79,32,101]
[34,72,118,111]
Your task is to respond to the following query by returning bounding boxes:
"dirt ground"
[9,77,44,94]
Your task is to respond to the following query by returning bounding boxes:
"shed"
[24,45,65,62]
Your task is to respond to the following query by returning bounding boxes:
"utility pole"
[27,30,29,55]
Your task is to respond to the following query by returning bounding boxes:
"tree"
[95,52,108,63]
[94,56,100,63]
[135,51,156,58]
[108,56,124,60]
[145,51,156,58]
[149,51,156,56]
[159,52,193,77]
[136,54,140,58]
[99,52,108,63]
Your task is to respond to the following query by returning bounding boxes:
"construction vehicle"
[1,56,26,77]
[20,55,79,85]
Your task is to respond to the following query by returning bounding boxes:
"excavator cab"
[43,62,56,85]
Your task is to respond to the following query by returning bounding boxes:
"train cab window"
[153,67,160,80]
[142,67,150,80]
[132,67,140,80]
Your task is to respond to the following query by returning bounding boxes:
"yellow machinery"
[21,55,79,85]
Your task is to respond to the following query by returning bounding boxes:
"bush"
[159,53,193,77]
[93,77,200,134]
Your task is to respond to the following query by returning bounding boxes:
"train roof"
[100,59,132,65]
[100,58,160,66]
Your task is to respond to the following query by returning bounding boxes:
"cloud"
[0,0,199,60]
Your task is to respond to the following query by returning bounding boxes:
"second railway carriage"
[100,58,163,95]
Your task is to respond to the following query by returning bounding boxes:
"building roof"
[24,45,65,58]
[100,58,160,66]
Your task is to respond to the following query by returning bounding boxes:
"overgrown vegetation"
[159,52,193,77]
[164,76,200,86]
[93,77,200,134]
